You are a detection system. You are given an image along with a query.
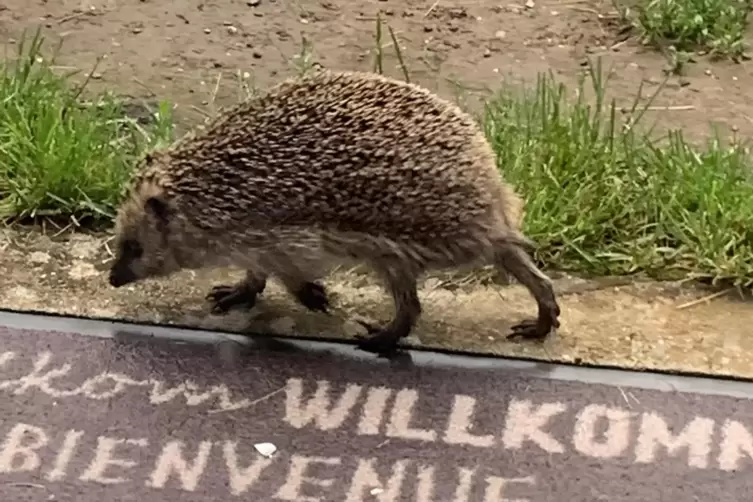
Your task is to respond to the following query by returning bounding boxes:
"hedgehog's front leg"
[207,269,268,314]
[290,281,331,313]
[257,254,332,314]
[356,265,421,358]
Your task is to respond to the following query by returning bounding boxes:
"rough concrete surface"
[1,228,752,378]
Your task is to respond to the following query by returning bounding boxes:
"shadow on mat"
[111,329,416,370]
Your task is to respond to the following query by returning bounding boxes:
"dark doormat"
[0,323,752,501]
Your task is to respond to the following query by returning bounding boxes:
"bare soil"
[1,0,752,140]
[1,0,753,375]
[3,229,753,379]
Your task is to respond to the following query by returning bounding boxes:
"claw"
[506,312,559,341]
[353,321,403,358]
[207,283,260,314]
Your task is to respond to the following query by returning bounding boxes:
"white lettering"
[501,400,565,453]
[454,467,475,502]
[346,458,408,501]
[275,455,340,501]
[79,374,141,400]
[148,381,251,413]
[444,395,494,447]
[284,378,362,430]
[0,351,15,369]
[149,440,212,491]
[416,465,435,502]
[0,352,76,395]
[484,475,536,502]
[80,437,148,484]
[719,419,753,471]
[0,351,251,413]
[0,422,49,473]
[47,430,84,481]
[357,387,392,435]
[573,404,632,458]
[416,465,476,502]
[635,413,714,468]
[223,440,273,495]
[386,389,436,442]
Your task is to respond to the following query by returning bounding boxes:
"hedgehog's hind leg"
[492,240,560,340]
[207,269,268,314]
[355,264,422,358]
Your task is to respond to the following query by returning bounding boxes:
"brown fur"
[108,69,560,356]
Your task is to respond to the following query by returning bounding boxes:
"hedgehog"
[107,69,561,357]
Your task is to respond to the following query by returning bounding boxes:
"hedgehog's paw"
[356,335,401,359]
[207,283,261,314]
[354,322,403,358]
[294,281,331,314]
[507,316,558,341]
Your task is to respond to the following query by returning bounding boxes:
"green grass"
[483,60,753,287]
[0,29,173,223]
[3,28,753,288]
[620,0,753,61]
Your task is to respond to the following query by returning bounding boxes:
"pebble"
[254,443,277,457]
[28,251,51,264]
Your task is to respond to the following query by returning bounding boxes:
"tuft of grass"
[0,28,174,223]
[373,13,411,82]
[483,59,753,287]
[621,0,753,61]
[4,19,753,289]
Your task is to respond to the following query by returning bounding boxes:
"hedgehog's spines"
[111,69,560,357]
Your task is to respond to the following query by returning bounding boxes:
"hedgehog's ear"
[145,196,170,226]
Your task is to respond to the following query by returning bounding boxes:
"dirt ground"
[1,0,752,141]
[2,0,753,376]
[4,229,753,379]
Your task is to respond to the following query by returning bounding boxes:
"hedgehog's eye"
[122,239,143,259]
